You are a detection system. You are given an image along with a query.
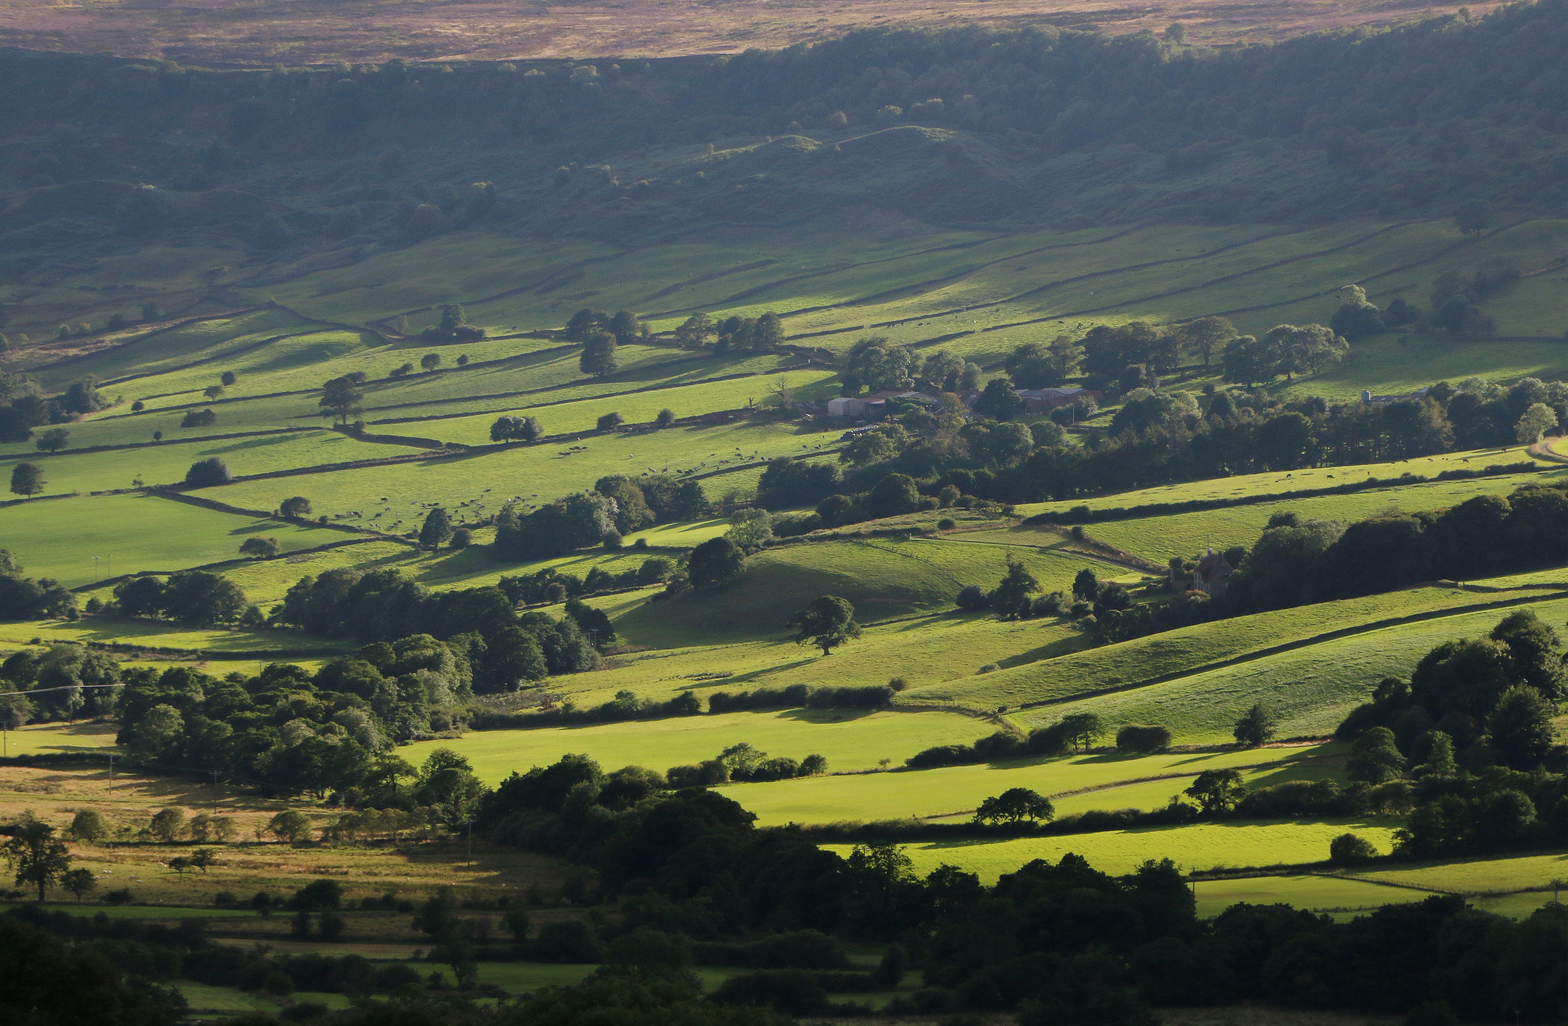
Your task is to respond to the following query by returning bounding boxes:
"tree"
[149,807,186,842]
[67,809,109,844]
[319,376,363,424]
[1330,285,1384,341]
[184,457,232,487]
[221,371,237,386]
[597,411,624,432]
[413,749,486,825]
[203,385,224,400]
[1221,334,1275,385]
[1071,568,1100,602]
[674,312,716,348]
[989,555,1041,620]
[974,787,1054,825]
[268,810,312,843]
[1177,315,1236,366]
[490,415,542,442]
[787,595,862,655]
[1116,725,1172,752]
[862,473,920,519]
[61,866,97,902]
[1516,402,1558,444]
[3,820,72,900]
[1329,832,1378,864]
[973,377,1022,420]
[655,408,676,428]
[580,331,619,378]
[1059,712,1102,752]
[419,508,453,550]
[609,310,643,343]
[688,537,744,588]
[421,352,441,372]
[1233,702,1277,746]
[1346,726,1405,783]
[1486,684,1557,768]
[9,462,44,497]
[1262,323,1348,379]
[565,308,607,342]
[278,496,312,517]
[842,336,915,393]
[35,428,69,452]
[1185,768,1246,815]
[239,536,280,559]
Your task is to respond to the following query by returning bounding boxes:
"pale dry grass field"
[0,0,1499,65]
[0,764,566,905]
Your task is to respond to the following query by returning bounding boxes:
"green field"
[730,742,1340,825]
[825,817,1403,882]
[4,209,1568,916]
[1,493,364,588]
[401,708,994,780]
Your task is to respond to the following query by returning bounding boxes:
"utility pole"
[107,752,116,780]
[211,770,220,815]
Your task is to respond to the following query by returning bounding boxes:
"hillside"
[0,0,1498,64]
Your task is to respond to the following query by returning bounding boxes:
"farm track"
[1010,586,1568,714]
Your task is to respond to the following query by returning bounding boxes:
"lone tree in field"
[268,810,312,844]
[1233,701,1278,747]
[9,462,44,497]
[419,508,453,550]
[580,331,619,378]
[974,787,1055,826]
[596,411,624,432]
[61,867,97,902]
[2,819,72,900]
[278,496,312,518]
[787,595,862,655]
[35,428,69,452]
[319,375,364,425]
[239,536,281,559]
[421,352,441,372]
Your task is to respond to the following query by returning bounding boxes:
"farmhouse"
[1015,387,1104,414]
[1189,548,1234,597]
[826,390,940,418]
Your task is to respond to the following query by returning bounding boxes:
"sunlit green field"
[6,211,1568,913]
[0,493,360,587]
[827,818,1403,882]
[401,708,993,780]
[729,742,1340,825]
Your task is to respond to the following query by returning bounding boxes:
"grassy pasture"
[1189,874,1434,917]
[0,617,347,655]
[392,367,839,443]
[0,430,426,496]
[0,493,355,587]
[612,536,1124,648]
[401,708,993,782]
[910,585,1528,712]
[1348,853,1568,896]
[826,817,1402,882]
[1013,596,1568,743]
[730,742,1339,825]
[1079,469,1566,563]
[210,419,829,521]
[1013,445,1543,519]
[535,611,1084,710]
